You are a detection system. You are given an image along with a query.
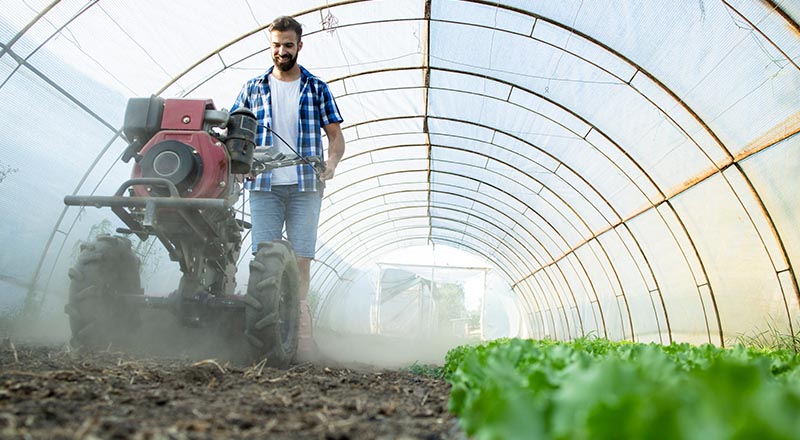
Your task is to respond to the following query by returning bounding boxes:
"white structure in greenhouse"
[0,0,798,347]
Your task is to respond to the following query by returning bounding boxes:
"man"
[231,15,345,361]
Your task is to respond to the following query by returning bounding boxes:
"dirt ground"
[0,335,464,439]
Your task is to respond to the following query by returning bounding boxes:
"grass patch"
[408,361,444,378]
[730,320,800,352]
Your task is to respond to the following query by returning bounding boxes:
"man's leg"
[248,189,287,254]
[284,187,323,361]
[297,257,311,301]
[296,256,314,360]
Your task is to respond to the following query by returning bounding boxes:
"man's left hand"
[320,162,336,181]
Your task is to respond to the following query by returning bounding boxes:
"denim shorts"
[248,185,322,258]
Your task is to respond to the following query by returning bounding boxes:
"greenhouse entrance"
[373,263,486,340]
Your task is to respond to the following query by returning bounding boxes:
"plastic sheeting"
[0,1,798,345]
[374,268,437,337]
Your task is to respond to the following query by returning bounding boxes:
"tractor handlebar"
[249,150,325,175]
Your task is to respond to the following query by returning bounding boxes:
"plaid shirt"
[232,65,343,192]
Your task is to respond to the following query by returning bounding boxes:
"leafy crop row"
[444,338,800,439]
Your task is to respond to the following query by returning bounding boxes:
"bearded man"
[231,15,345,362]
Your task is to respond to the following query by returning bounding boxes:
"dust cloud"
[2,285,74,345]
[5,293,472,370]
[7,310,470,370]
[6,308,71,345]
[314,328,471,369]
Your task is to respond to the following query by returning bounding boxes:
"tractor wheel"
[244,240,300,367]
[64,234,143,349]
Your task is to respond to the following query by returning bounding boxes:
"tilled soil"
[0,339,463,439]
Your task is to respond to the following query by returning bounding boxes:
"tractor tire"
[244,240,300,367]
[64,234,143,349]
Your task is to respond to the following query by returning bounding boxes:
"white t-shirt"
[268,74,301,185]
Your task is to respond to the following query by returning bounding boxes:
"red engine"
[121,97,256,198]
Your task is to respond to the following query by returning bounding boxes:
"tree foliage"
[433,282,466,324]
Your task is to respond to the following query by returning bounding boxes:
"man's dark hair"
[269,16,303,41]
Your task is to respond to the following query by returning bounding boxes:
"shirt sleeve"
[316,81,344,127]
[231,82,251,112]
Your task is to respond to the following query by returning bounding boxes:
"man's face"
[270,29,302,72]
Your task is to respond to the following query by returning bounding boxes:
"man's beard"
[274,54,297,71]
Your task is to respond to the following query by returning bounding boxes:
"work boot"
[296,300,319,362]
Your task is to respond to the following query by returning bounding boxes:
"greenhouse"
[0,0,799,437]
[3,0,798,345]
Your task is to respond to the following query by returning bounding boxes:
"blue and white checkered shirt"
[232,65,343,192]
